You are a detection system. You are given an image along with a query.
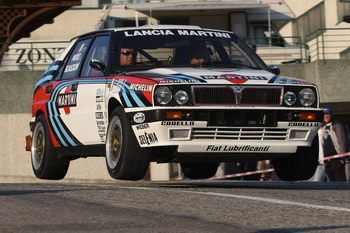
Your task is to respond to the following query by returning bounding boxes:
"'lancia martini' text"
[124,30,231,38]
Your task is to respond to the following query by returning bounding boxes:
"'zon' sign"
[15,47,66,64]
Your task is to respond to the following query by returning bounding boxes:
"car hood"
[129,67,315,86]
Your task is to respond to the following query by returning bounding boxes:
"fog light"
[290,130,308,139]
[166,111,183,119]
[170,129,190,140]
[300,112,316,121]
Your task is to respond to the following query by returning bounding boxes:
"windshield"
[112,28,268,72]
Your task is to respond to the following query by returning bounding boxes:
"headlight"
[155,86,172,105]
[283,91,297,106]
[174,90,189,105]
[299,88,316,106]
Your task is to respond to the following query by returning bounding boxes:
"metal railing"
[305,28,350,61]
[0,41,69,71]
[242,36,308,65]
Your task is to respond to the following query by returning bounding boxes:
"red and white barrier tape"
[321,152,350,162]
[210,152,350,180]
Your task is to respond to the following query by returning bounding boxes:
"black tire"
[105,107,151,180]
[31,114,70,180]
[181,163,219,179]
[272,136,319,181]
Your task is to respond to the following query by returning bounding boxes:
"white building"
[2,0,350,70]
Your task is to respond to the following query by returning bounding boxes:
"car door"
[56,35,110,146]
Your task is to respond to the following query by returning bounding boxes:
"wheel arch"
[108,97,123,120]
[34,109,45,118]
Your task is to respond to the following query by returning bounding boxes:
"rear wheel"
[180,163,219,179]
[272,136,319,181]
[31,114,70,180]
[106,107,151,180]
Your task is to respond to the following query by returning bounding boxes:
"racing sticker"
[95,88,106,142]
[268,76,314,85]
[57,85,77,115]
[288,122,319,127]
[161,121,194,126]
[133,112,146,123]
[129,83,153,92]
[57,93,77,108]
[206,145,270,152]
[96,88,104,102]
[135,123,150,130]
[124,29,231,39]
[109,78,152,107]
[139,132,158,145]
[200,74,268,83]
[134,73,205,83]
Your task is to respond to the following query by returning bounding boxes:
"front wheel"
[31,114,70,180]
[272,136,319,181]
[105,107,151,180]
[180,163,219,179]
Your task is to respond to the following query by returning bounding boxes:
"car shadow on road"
[258,225,350,233]
[153,180,350,190]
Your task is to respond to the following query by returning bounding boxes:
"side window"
[81,36,110,77]
[223,41,251,66]
[61,39,91,80]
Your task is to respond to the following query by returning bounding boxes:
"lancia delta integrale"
[27,25,323,181]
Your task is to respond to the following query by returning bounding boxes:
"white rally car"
[27,25,323,181]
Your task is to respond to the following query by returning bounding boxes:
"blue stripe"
[123,82,146,107]
[48,79,109,147]
[49,81,77,146]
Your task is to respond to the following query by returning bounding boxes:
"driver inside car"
[188,45,209,65]
[120,48,137,65]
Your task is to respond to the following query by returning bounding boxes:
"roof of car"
[73,24,232,40]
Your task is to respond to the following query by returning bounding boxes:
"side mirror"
[269,65,280,75]
[89,59,106,74]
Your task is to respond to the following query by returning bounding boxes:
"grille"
[192,128,289,140]
[241,88,281,105]
[193,87,235,104]
[192,86,282,106]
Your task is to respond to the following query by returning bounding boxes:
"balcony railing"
[242,36,307,65]
[305,28,350,61]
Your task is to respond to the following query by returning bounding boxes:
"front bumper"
[126,107,323,154]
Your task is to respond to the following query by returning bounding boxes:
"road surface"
[0,180,349,232]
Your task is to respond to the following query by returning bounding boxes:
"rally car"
[27,25,323,181]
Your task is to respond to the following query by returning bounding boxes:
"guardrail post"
[298,36,303,62]
[316,34,319,61]
[321,31,325,60]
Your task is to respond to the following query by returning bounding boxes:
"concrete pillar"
[150,162,170,181]
[324,0,339,27]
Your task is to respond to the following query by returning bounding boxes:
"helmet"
[323,107,332,114]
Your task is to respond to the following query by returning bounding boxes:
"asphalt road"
[0,180,349,233]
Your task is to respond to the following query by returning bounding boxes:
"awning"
[114,0,295,21]
[123,1,268,11]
